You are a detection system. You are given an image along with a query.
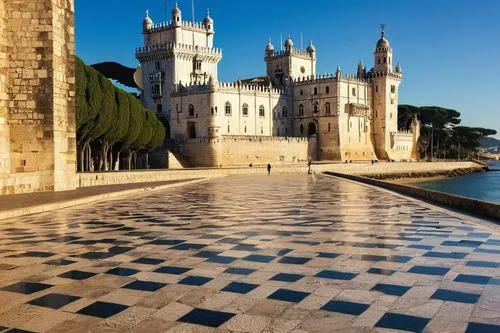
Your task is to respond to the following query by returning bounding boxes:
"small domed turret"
[306,40,316,54]
[203,9,214,28]
[265,39,275,55]
[172,0,181,15]
[284,35,294,51]
[395,62,402,73]
[143,10,154,33]
[172,0,182,25]
[376,29,390,49]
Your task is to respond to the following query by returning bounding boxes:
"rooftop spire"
[380,23,386,38]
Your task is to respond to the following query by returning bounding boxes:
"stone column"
[1,0,77,194]
[0,0,10,175]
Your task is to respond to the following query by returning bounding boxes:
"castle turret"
[143,10,154,33]
[357,60,365,78]
[306,40,316,57]
[203,9,214,33]
[265,39,275,56]
[374,25,392,74]
[372,26,402,160]
[172,1,182,27]
[284,35,294,52]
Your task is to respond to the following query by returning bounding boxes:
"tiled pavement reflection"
[0,175,499,332]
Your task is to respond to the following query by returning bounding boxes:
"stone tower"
[265,36,316,87]
[137,3,222,121]
[372,27,403,160]
[0,0,77,195]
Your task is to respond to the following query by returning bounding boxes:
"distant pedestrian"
[267,163,272,176]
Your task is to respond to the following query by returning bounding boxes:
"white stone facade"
[137,4,420,166]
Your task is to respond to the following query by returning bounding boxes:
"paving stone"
[0,175,498,331]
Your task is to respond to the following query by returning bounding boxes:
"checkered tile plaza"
[0,175,499,332]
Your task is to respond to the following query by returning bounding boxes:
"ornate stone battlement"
[171,80,289,97]
[221,135,312,143]
[292,73,371,86]
[266,48,314,60]
[147,19,209,34]
[136,42,222,57]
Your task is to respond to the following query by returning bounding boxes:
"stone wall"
[0,0,77,195]
[177,135,317,167]
[325,171,500,221]
[80,161,479,187]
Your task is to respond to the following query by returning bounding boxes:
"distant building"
[136,3,420,167]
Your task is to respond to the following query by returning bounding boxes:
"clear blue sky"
[75,0,500,138]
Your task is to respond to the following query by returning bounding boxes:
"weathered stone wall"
[218,135,316,167]
[177,135,317,167]
[0,0,76,195]
[0,0,10,175]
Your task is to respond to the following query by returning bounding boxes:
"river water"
[413,161,500,204]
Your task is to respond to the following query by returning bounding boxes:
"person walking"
[267,163,272,176]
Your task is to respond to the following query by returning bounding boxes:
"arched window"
[298,104,304,117]
[325,103,331,115]
[259,106,265,117]
[313,102,319,113]
[282,106,288,118]
[308,122,317,136]
[242,103,249,116]
[188,123,196,139]
[188,104,195,117]
[225,102,232,116]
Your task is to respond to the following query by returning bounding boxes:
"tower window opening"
[225,102,232,116]
[391,85,396,93]
[314,87,318,95]
[157,104,163,114]
[378,58,381,64]
[282,106,288,118]
[300,124,304,135]
[261,126,263,134]
[189,123,196,139]
[352,87,356,97]
[325,103,331,115]
[375,85,378,93]
[259,105,265,117]
[244,126,247,133]
[384,57,387,63]
[328,123,331,132]
[391,98,395,105]
[326,86,330,94]
[188,104,195,117]
[242,104,249,116]
[227,124,230,133]
[300,90,304,96]
[313,102,319,113]
[155,62,161,70]
[298,104,304,117]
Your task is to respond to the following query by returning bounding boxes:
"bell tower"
[372,25,403,160]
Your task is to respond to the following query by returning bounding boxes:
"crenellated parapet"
[136,42,222,62]
[266,48,315,60]
[146,19,211,34]
[291,73,372,86]
[172,80,291,97]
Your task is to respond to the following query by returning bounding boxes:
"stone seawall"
[79,161,479,187]
[324,172,500,221]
